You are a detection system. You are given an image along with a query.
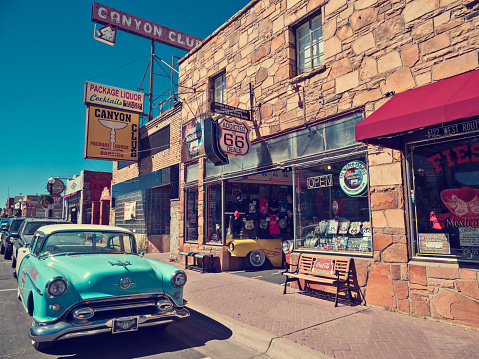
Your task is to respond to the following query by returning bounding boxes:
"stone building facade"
[111,105,182,253]
[177,0,479,328]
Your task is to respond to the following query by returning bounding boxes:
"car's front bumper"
[29,294,189,343]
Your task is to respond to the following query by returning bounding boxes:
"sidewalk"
[147,253,479,359]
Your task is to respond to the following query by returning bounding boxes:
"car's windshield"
[39,231,135,256]
[11,220,24,231]
[24,222,62,235]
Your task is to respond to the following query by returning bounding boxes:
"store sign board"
[427,118,479,140]
[339,161,368,196]
[181,117,205,162]
[219,118,251,157]
[418,233,451,254]
[85,105,139,162]
[211,102,251,121]
[85,81,144,114]
[46,179,65,195]
[307,174,333,189]
[91,2,202,52]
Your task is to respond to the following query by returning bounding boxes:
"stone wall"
[177,0,479,327]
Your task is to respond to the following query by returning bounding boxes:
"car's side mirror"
[139,250,145,257]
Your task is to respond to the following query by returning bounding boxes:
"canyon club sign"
[91,2,202,52]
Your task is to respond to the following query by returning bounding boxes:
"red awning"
[355,69,479,149]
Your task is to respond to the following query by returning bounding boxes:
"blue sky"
[0,0,249,208]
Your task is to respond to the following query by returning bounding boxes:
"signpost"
[211,102,251,121]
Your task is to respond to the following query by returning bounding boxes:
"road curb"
[187,302,331,359]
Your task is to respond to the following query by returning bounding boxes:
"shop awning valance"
[355,69,479,149]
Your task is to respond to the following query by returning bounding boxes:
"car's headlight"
[172,271,187,288]
[282,240,293,254]
[46,277,68,298]
[228,242,235,251]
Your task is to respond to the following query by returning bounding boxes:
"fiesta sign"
[91,2,202,52]
[84,81,144,114]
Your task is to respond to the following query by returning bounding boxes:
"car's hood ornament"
[109,260,132,271]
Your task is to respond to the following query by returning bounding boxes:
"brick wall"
[111,105,182,252]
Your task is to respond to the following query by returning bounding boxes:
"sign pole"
[149,40,155,122]
[250,83,262,139]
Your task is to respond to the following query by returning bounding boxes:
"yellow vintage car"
[227,238,284,268]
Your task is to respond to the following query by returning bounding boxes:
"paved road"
[0,258,279,359]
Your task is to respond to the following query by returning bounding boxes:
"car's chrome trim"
[35,292,185,324]
[25,273,43,296]
[29,307,190,342]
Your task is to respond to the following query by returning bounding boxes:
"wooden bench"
[283,253,353,307]
[180,251,215,273]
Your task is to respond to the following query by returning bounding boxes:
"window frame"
[213,72,226,104]
[295,12,324,76]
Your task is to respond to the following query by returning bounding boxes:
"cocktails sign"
[85,81,144,114]
[85,106,139,162]
[91,2,202,52]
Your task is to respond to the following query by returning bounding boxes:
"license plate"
[112,317,138,334]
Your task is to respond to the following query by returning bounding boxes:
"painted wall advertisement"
[85,105,139,162]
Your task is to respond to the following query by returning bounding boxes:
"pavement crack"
[280,307,371,337]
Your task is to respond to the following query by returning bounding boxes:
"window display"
[220,171,294,241]
[294,156,371,253]
[185,187,199,242]
[206,182,222,244]
[409,134,479,262]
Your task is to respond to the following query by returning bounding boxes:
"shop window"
[185,162,199,183]
[206,182,222,244]
[408,134,479,262]
[295,13,324,75]
[224,174,294,241]
[295,156,371,253]
[213,72,226,104]
[185,187,199,242]
[145,186,170,235]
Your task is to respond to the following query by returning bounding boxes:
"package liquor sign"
[91,2,202,52]
[85,106,139,162]
[219,118,251,157]
[85,81,144,114]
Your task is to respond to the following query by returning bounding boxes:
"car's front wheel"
[4,246,12,260]
[246,250,266,268]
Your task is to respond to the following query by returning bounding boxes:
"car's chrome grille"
[65,294,173,322]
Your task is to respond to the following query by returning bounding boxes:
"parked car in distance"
[227,238,284,268]
[18,224,189,351]
[11,218,72,273]
[1,218,27,258]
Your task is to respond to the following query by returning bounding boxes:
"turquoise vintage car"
[17,224,189,351]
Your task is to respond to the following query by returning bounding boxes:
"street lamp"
[48,177,55,218]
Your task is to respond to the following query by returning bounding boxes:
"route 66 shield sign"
[219,118,251,157]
